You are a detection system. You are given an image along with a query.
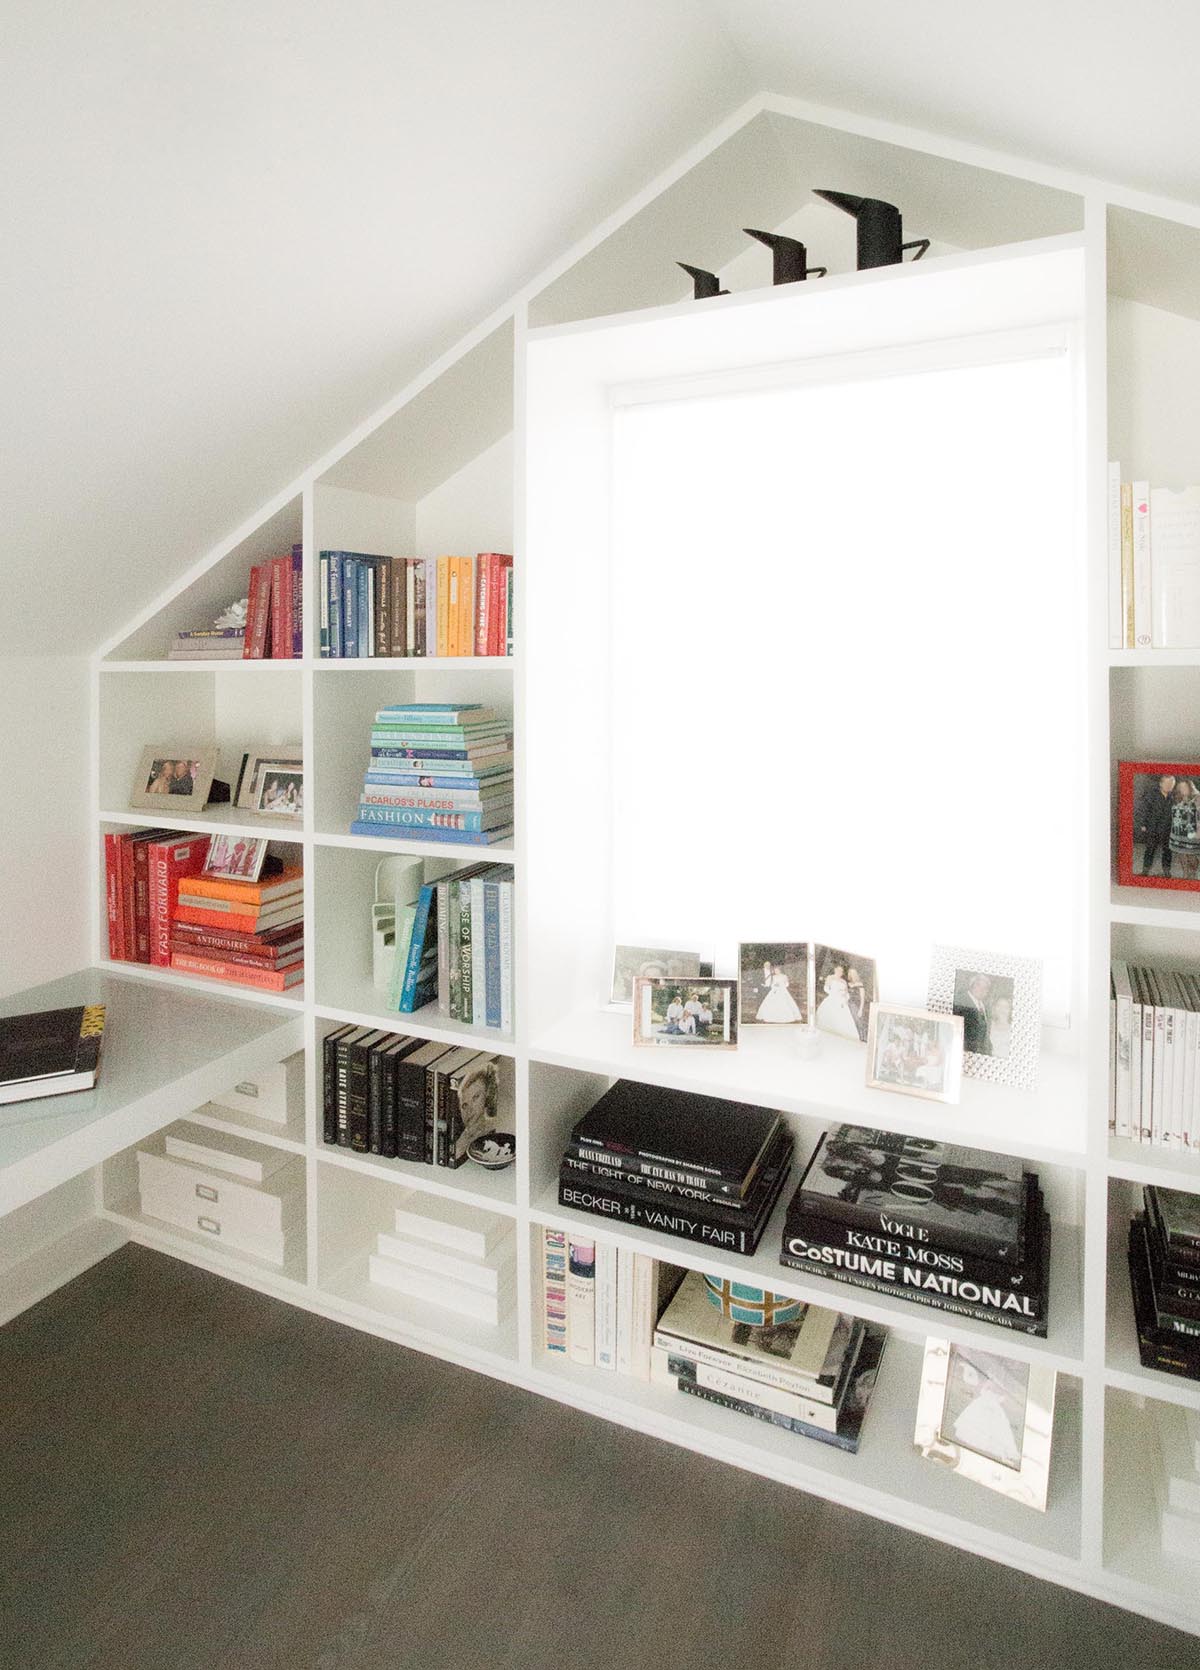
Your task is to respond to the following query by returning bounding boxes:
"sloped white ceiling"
[5,1,1200,655]
[0,1,750,652]
[714,0,1200,202]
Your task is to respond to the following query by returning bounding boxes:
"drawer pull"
[197,1216,221,1235]
[195,1184,218,1202]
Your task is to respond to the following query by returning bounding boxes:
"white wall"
[0,657,91,998]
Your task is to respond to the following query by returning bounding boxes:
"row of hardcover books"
[167,547,303,659]
[103,829,211,967]
[1128,1185,1200,1382]
[1110,960,1200,1151]
[319,551,513,658]
[557,1081,1051,1339]
[353,704,513,846]
[1108,465,1200,650]
[321,1024,504,1166]
[387,861,514,1029]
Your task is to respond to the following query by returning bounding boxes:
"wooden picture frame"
[1117,760,1200,892]
[128,746,216,813]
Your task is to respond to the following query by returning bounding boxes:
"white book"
[1108,461,1124,648]
[615,1244,636,1375]
[1150,970,1169,1147]
[392,1191,509,1259]
[1182,986,1198,1156]
[630,1252,655,1381]
[471,877,486,1028]
[499,881,513,1034]
[567,1237,596,1366]
[1108,996,1116,1136]
[375,1229,513,1293]
[1133,481,1153,649]
[1141,986,1155,1143]
[1127,964,1143,1145]
[1156,1399,1200,1515]
[1112,957,1135,1138]
[1151,485,1200,647]
[594,1240,618,1370]
[164,1127,291,1185]
[367,1254,509,1324]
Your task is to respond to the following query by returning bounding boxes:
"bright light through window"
[609,344,1079,1025]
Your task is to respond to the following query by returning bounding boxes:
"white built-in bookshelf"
[5,92,1200,1635]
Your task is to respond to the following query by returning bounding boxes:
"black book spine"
[1128,1219,1200,1366]
[393,1054,425,1163]
[434,1065,448,1168]
[424,1066,436,1164]
[368,1043,385,1155]
[561,1150,756,1210]
[784,1196,1044,1291]
[1146,1187,1200,1262]
[568,1138,749,1199]
[558,1176,763,1255]
[778,1228,1049,1337]
[672,1376,861,1451]
[321,1030,339,1145]
[348,1041,371,1153]
[381,1048,398,1160]
[334,1033,354,1147]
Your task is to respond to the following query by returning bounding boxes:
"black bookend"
[677,262,727,299]
[813,189,928,270]
[743,229,826,283]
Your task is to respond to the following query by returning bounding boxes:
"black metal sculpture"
[677,262,727,299]
[813,190,930,270]
[743,229,827,284]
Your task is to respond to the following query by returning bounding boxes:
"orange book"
[174,903,302,934]
[458,557,474,655]
[437,557,451,657]
[180,864,303,905]
[446,558,459,656]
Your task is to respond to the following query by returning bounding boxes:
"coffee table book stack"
[368,1193,514,1326]
[780,1127,1051,1338]
[557,1079,793,1257]
[651,1269,888,1453]
[1128,1186,1200,1381]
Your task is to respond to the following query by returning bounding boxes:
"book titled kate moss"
[0,1005,106,1105]
[792,1126,1029,1264]
[570,1079,783,1194]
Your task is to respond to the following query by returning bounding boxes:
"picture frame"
[255,764,304,818]
[865,1001,964,1104]
[201,834,269,883]
[927,944,1042,1091]
[235,747,303,813]
[812,944,877,1042]
[1117,760,1200,893]
[608,944,713,1009]
[913,1336,1056,1512]
[632,976,738,1049]
[738,942,809,1025]
[128,746,217,813]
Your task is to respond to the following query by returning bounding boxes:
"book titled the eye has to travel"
[0,1005,106,1106]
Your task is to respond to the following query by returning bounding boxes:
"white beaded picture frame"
[927,945,1042,1092]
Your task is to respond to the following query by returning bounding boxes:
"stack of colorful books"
[780,1126,1050,1337]
[652,1270,887,1452]
[1128,1186,1200,1381]
[351,703,513,845]
[169,865,304,993]
[558,1080,793,1256]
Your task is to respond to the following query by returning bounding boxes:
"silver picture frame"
[913,1336,1056,1512]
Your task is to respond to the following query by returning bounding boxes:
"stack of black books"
[558,1080,793,1257]
[1128,1187,1200,1380]
[780,1125,1050,1337]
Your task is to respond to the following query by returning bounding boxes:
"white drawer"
[139,1173,290,1265]
[137,1149,303,1237]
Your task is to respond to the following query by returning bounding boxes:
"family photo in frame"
[865,1002,964,1104]
[1117,760,1200,893]
[632,976,738,1049]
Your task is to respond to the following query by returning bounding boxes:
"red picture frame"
[1117,760,1200,891]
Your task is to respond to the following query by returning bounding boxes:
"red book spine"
[103,833,124,960]
[271,556,287,659]
[170,942,299,971]
[148,835,211,966]
[252,565,272,658]
[170,952,301,992]
[242,565,258,658]
[490,553,503,655]
[133,840,153,962]
[119,834,137,961]
[170,926,301,958]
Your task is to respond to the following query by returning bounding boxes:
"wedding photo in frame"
[865,1002,964,1104]
[927,944,1042,1091]
[738,942,808,1025]
[813,944,876,1042]
[913,1337,1056,1512]
[1117,760,1200,893]
[608,943,713,1009]
[632,976,738,1049]
[128,746,217,813]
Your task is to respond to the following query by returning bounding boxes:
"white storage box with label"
[136,1131,304,1265]
[208,1053,302,1127]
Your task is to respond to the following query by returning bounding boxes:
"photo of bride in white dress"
[813,944,876,1042]
[738,943,808,1026]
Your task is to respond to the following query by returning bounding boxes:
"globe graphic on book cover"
[702,1276,803,1327]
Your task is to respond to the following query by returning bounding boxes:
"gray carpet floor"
[0,1244,1189,1670]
